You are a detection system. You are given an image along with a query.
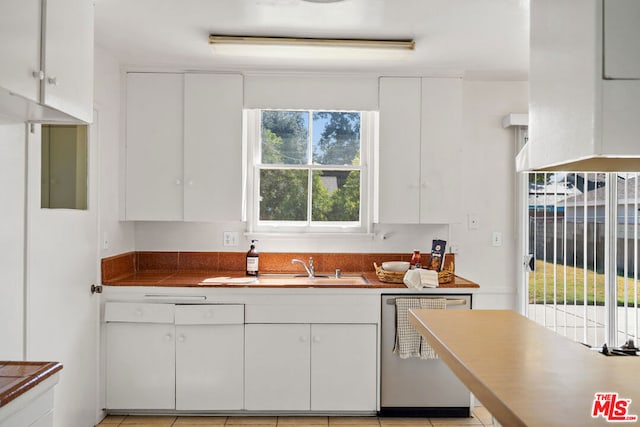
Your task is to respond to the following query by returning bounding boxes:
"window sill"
[244,232,376,240]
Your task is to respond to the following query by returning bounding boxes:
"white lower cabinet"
[106,322,176,410]
[0,374,60,427]
[244,324,311,411]
[104,295,378,413]
[244,323,377,412]
[310,324,377,411]
[175,305,244,410]
[105,303,244,411]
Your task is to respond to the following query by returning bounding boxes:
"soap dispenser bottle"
[246,240,259,276]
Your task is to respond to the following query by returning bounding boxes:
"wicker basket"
[436,269,454,284]
[374,263,406,284]
[374,254,455,284]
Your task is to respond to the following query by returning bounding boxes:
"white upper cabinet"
[0,0,93,123]
[378,77,421,224]
[526,0,640,171]
[41,0,94,123]
[378,77,463,224]
[420,78,463,224]
[125,72,244,221]
[126,73,184,221]
[0,0,41,104]
[184,73,243,222]
[603,0,640,79]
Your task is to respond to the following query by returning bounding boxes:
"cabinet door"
[310,324,377,411]
[0,0,41,103]
[604,0,640,79]
[244,324,310,410]
[175,324,244,410]
[184,73,243,222]
[420,77,463,224]
[42,0,93,122]
[125,73,184,220]
[378,77,421,224]
[105,323,175,409]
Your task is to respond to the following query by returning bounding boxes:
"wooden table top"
[409,309,640,427]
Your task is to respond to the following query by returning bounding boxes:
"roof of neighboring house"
[563,175,640,206]
[529,178,582,207]
[319,175,338,194]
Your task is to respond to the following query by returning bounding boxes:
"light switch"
[468,214,479,230]
[492,232,503,247]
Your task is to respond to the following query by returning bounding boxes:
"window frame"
[244,108,375,235]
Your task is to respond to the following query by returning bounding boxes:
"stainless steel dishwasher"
[380,294,472,417]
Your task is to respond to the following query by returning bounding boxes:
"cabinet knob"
[175,178,182,185]
[204,311,212,318]
[299,336,308,343]
[135,309,143,316]
[32,70,44,80]
[187,180,194,186]
[177,335,185,343]
[313,336,321,343]
[164,334,172,341]
[47,76,58,86]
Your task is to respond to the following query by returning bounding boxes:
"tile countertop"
[102,270,479,289]
[100,251,479,289]
[0,361,63,408]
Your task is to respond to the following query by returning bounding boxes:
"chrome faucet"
[291,257,315,278]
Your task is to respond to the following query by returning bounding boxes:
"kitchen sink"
[255,273,370,286]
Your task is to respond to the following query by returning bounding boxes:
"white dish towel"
[403,269,439,289]
[393,297,447,359]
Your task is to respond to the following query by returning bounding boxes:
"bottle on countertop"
[410,250,421,269]
[246,240,259,276]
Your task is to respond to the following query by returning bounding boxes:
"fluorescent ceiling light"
[208,35,415,60]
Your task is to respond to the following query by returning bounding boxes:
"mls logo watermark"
[592,393,638,422]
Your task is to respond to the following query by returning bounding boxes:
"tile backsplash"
[101,251,412,282]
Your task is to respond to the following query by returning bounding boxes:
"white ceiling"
[94,0,529,79]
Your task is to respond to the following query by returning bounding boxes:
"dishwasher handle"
[385,297,467,306]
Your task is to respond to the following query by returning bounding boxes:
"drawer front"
[104,302,174,323]
[245,295,379,324]
[175,304,244,325]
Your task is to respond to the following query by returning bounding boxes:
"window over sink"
[245,109,376,234]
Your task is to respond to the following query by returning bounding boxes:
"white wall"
[132,78,528,309]
[95,46,134,257]
[0,124,26,360]
[134,221,450,253]
[452,80,528,309]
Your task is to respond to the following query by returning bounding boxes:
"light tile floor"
[96,407,494,427]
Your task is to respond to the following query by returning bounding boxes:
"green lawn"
[529,260,640,306]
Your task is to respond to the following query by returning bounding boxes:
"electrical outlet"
[223,231,239,247]
[450,244,460,254]
[102,232,109,250]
